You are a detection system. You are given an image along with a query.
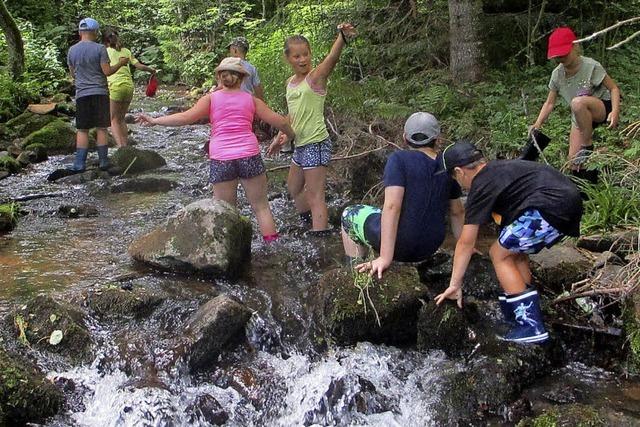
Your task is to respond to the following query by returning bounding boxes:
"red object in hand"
[146,74,158,97]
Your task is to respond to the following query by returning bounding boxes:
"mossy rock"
[317,265,429,345]
[87,286,165,319]
[5,111,58,139]
[517,404,606,427]
[416,300,470,357]
[623,293,640,374]
[0,203,20,232]
[49,93,71,103]
[0,155,21,174]
[530,244,590,291]
[5,295,92,364]
[88,128,116,148]
[23,143,48,163]
[21,119,76,154]
[55,102,76,117]
[0,348,63,425]
[112,146,167,174]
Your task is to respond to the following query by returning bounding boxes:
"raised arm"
[254,98,295,140]
[532,90,557,130]
[308,23,356,89]
[137,94,210,127]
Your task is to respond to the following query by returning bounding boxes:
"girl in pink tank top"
[137,57,295,243]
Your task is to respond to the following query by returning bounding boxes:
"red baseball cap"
[547,27,577,59]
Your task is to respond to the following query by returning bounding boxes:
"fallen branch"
[266,146,386,173]
[1,192,68,203]
[368,122,403,150]
[552,287,628,305]
[574,16,640,44]
[551,321,622,336]
[608,29,640,50]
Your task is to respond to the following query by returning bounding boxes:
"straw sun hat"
[214,57,249,75]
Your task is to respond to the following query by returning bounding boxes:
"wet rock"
[6,143,22,157]
[518,403,605,426]
[53,376,87,412]
[55,102,76,116]
[4,295,92,364]
[128,199,252,278]
[4,111,57,139]
[111,146,167,174]
[593,250,624,269]
[0,155,21,174]
[303,374,395,426]
[577,229,639,256]
[416,300,471,357]
[22,142,48,162]
[20,119,76,154]
[16,150,36,167]
[503,397,533,424]
[0,203,19,232]
[623,293,640,373]
[87,128,117,148]
[125,113,136,124]
[433,336,563,424]
[57,204,99,218]
[111,176,179,193]
[418,251,500,299]
[187,394,228,425]
[530,244,590,290]
[316,265,429,345]
[184,295,252,372]
[541,384,579,404]
[87,286,165,319]
[0,348,63,425]
[57,169,111,185]
[0,171,9,181]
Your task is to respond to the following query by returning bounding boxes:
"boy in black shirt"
[434,141,583,344]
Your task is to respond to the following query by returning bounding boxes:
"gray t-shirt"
[240,59,261,95]
[67,41,109,98]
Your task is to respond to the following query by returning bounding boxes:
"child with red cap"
[531,27,621,184]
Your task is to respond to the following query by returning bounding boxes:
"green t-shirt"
[548,56,610,126]
[286,77,329,147]
[106,47,138,88]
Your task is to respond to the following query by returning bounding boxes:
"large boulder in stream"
[86,285,166,319]
[111,146,167,174]
[316,265,429,345]
[3,295,92,364]
[530,243,591,290]
[20,119,76,154]
[0,203,19,232]
[183,295,253,373]
[0,348,63,425]
[129,199,252,278]
[4,111,58,139]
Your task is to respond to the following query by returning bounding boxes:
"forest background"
[1,0,640,232]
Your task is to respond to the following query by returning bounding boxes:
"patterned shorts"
[209,154,265,184]
[498,209,563,254]
[341,204,381,247]
[292,138,332,169]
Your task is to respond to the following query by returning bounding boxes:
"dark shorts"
[292,138,332,169]
[498,209,563,254]
[76,94,110,130]
[593,99,612,129]
[341,204,381,248]
[209,154,265,184]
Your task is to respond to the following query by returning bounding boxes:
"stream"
[1,88,640,426]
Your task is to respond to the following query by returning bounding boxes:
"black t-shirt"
[464,160,583,236]
[364,150,462,262]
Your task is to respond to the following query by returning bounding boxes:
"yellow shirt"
[286,77,329,147]
[106,47,138,88]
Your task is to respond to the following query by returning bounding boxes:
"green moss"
[23,143,48,162]
[21,119,76,154]
[0,348,63,424]
[5,111,57,139]
[89,286,165,318]
[518,404,605,427]
[0,155,21,174]
[0,203,20,232]
[623,294,640,374]
[112,146,167,174]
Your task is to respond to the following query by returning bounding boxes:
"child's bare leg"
[489,241,527,295]
[303,166,328,231]
[212,179,239,206]
[569,96,606,166]
[76,130,90,149]
[110,99,130,147]
[241,173,277,237]
[514,253,533,285]
[287,163,310,213]
[341,227,368,258]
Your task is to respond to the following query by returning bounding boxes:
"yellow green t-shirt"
[106,47,138,88]
[286,76,329,147]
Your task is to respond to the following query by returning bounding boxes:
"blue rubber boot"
[499,289,549,344]
[498,284,534,325]
[72,147,88,171]
[96,145,110,170]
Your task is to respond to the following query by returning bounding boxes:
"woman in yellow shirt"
[103,29,156,146]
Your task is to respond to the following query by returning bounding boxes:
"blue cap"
[78,18,100,32]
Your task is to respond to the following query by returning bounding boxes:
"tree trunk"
[448,0,483,83]
[0,0,25,79]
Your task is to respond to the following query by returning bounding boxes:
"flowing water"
[1,89,639,426]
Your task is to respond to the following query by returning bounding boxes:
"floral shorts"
[498,209,563,254]
[292,138,332,169]
[209,154,265,184]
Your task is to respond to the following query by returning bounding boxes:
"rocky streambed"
[1,89,640,426]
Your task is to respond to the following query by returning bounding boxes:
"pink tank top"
[209,90,259,161]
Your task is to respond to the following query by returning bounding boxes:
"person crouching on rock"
[434,141,583,344]
[341,112,466,278]
[136,57,295,243]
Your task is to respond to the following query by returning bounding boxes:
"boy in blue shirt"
[341,112,466,278]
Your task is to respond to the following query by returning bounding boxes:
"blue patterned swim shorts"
[498,209,563,254]
[292,138,332,169]
[341,204,381,247]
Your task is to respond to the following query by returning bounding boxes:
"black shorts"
[593,99,612,129]
[209,154,265,184]
[76,94,110,130]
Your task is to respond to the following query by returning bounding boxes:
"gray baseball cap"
[404,112,441,146]
[227,37,250,52]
